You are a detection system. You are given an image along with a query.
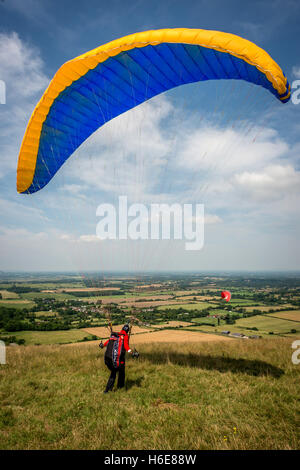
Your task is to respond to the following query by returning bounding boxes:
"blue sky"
[0,0,300,272]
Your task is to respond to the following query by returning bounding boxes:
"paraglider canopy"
[16,28,291,194]
[221,291,231,302]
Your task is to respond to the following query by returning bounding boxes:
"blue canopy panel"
[25,43,286,193]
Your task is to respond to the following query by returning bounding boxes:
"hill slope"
[0,338,299,450]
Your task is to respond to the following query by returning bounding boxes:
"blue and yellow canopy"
[17,28,291,194]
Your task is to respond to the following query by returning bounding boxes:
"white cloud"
[292,66,300,78]
[66,96,175,198]
[59,233,73,241]
[233,165,300,202]
[0,32,49,176]
[0,32,48,99]
[205,214,222,224]
[177,126,288,175]
[59,184,88,195]
[79,234,99,243]
[0,197,49,223]
[0,226,48,240]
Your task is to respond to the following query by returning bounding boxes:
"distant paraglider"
[221,291,231,302]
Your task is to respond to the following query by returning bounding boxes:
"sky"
[0,0,300,272]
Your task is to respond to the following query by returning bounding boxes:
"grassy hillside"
[0,338,299,450]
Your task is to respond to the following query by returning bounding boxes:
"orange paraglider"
[221,291,231,302]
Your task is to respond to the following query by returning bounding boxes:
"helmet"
[122,324,130,333]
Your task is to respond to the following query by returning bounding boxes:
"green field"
[0,290,19,299]
[81,291,173,303]
[266,311,300,322]
[192,317,220,325]
[207,309,243,316]
[0,282,85,290]
[34,311,58,317]
[186,316,300,338]
[5,329,94,345]
[227,300,259,306]
[31,283,85,289]
[20,292,75,301]
[0,338,298,450]
[158,302,216,311]
[186,325,224,333]
[0,300,35,310]
[235,315,300,335]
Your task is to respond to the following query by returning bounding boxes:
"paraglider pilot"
[99,324,139,393]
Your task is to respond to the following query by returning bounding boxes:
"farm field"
[42,287,121,293]
[235,315,300,335]
[8,329,95,345]
[0,300,35,309]
[81,293,172,303]
[191,317,221,325]
[128,330,233,344]
[120,294,174,302]
[72,329,233,346]
[34,310,58,317]
[226,300,258,306]
[153,321,194,328]
[0,282,85,290]
[186,323,300,339]
[20,292,75,301]
[172,296,215,302]
[244,305,296,312]
[83,325,154,338]
[0,290,19,299]
[120,300,202,308]
[158,302,217,311]
[266,311,300,321]
[81,292,217,306]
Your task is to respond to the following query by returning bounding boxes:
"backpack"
[105,332,125,368]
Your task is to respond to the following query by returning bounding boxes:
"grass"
[190,315,300,337]
[0,338,299,450]
[244,305,296,313]
[267,311,300,322]
[192,317,219,325]
[4,330,94,345]
[0,290,19,300]
[81,292,172,303]
[227,300,258,306]
[20,292,75,301]
[34,311,58,318]
[158,302,216,311]
[235,315,300,335]
[13,283,85,290]
[0,300,35,310]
